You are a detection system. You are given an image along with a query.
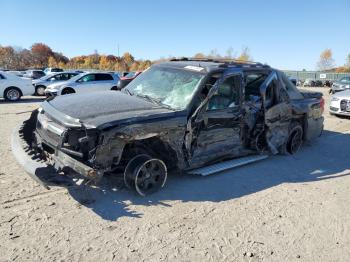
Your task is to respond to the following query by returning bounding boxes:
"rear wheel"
[286,122,303,154]
[35,85,46,96]
[61,88,75,95]
[4,87,21,101]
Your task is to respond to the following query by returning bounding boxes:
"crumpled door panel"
[265,102,292,154]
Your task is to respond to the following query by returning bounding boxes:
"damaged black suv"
[12,58,324,196]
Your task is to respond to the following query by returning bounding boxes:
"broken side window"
[244,73,268,103]
[207,76,240,110]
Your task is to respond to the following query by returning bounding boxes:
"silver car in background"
[329,89,350,117]
[32,71,80,96]
[330,76,350,94]
[45,72,120,96]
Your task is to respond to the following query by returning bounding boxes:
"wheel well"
[36,85,46,89]
[121,137,178,169]
[4,86,23,97]
[62,87,75,93]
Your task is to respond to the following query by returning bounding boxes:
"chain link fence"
[282,70,350,81]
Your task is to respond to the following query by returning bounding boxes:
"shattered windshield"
[124,66,204,110]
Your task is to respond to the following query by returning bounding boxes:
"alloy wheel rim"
[37,87,45,95]
[135,159,167,196]
[7,89,20,100]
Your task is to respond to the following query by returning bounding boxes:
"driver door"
[189,74,243,167]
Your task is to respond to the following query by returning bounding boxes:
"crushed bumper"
[11,116,100,189]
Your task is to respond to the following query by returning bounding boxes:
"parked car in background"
[45,72,120,96]
[297,79,304,86]
[303,79,316,87]
[117,71,142,89]
[0,71,34,101]
[32,71,80,96]
[23,70,45,79]
[314,80,323,87]
[329,90,350,116]
[43,67,63,75]
[288,76,297,86]
[323,80,332,87]
[330,77,350,94]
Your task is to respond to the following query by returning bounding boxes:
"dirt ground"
[0,87,349,262]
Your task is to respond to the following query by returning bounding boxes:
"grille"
[36,112,65,147]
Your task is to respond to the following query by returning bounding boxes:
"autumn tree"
[122,52,135,69]
[31,43,53,67]
[48,56,58,67]
[0,46,16,69]
[236,47,252,61]
[317,49,335,71]
[193,53,205,59]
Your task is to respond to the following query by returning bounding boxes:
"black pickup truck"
[12,58,324,196]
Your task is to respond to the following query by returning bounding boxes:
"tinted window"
[340,77,350,83]
[68,73,78,79]
[51,68,63,72]
[78,74,96,82]
[96,74,114,81]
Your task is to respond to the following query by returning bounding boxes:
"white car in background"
[0,71,35,101]
[45,72,120,96]
[32,71,80,96]
[329,90,350,117]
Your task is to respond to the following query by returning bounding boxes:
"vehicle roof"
[157,58,271,74]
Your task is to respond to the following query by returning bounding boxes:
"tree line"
[0,43,152,71]
[0,43,349,72]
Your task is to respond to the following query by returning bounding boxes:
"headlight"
[331,97,340,101]
[345,85,350,89]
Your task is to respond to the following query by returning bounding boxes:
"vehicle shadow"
[0,97,45,104]
[34,129,350,221]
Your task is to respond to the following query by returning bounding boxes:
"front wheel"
[4,87,21,101]
[35,85,46,96]
[124,154,167,196]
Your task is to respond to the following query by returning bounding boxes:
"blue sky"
[1,0,349,70]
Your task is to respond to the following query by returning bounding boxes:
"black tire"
[286,122,303,154]
[124,154,167,196]
[35,85,46,96]
[4,87,22,101]
[61,87,75,95]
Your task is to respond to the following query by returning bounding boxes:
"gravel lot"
[0,88,349,262]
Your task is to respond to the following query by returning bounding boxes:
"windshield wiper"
[136,94,175,110]
[123,88,133,96]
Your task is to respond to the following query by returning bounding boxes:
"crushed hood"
[44,91,177,129]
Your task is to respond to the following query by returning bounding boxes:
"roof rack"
[169,57,270,68]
